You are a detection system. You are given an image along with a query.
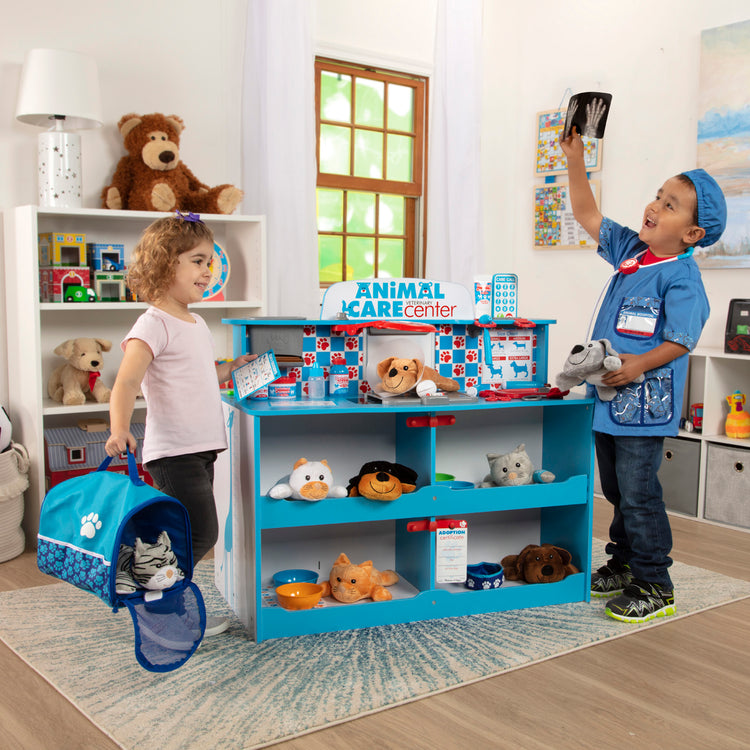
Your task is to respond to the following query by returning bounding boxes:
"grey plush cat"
[480,443,555,487]
[115,531,184,594]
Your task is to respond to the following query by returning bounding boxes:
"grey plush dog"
[556,339,643,401]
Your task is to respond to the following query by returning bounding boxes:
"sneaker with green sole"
[591,558,633,598]
[605,579,675,623]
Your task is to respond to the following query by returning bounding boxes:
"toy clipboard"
[231,350,281,401]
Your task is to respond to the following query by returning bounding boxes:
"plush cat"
[115,531,185,594]
[480,443,555,487]
[319,552,399,603]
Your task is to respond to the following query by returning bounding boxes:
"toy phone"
[492,273,518,318]
[231,350,281,401]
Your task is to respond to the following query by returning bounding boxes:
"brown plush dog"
[501,544,578,583]
[102,113,243,214]
[376,356,459,395]
[48,337,112,406]
[346,460,418,501]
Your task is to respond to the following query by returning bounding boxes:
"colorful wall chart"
[533,181,600,249]
[535,109,602,176]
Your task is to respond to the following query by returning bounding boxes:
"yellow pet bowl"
[275,582,324,610]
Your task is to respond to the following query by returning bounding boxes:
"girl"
[105,211,255,635]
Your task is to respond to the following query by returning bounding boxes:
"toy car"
[63,285,97,303]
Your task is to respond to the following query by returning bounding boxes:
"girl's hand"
[105,430,137,457]
[231,353,258,371]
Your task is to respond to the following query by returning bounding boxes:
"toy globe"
[725,391,750,439]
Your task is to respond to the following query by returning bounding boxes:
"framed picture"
[696,19,750,268]
[535,109,603,176]
[533,181,600,249]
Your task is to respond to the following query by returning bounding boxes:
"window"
[315,59,427,285]
[67,446,86,464]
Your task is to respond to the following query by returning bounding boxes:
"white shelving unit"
[670,346,750,528]
[3,205,266,538]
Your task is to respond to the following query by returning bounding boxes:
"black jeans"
[145,450,219,566]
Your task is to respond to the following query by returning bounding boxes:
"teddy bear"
[376,356,459,397]
[556,339,643,402]
[346,460,418,500]
[319,552,399,602]
[501,543,578,584]
[48,338,112,406]
[268,457,348,501]
[480,443,554,487]
[101,113,243,214]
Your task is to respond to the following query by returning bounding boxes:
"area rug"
[1,547,749,750]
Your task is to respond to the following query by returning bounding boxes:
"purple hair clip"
[175,210,204,224]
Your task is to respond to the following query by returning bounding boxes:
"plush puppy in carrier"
[37,450,206,672]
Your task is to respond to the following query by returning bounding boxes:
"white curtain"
[242,0,320,317]
[426,0,483,289]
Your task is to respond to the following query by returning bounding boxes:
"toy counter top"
[221,317,557,326]
[222,391,593,417]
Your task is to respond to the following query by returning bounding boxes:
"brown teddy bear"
[48,338,112,406]
[101,113,243,214]
[501,543,578,584]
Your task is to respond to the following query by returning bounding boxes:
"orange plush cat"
[320,553,399,603]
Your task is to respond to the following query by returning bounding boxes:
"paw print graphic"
[80,513,102,539]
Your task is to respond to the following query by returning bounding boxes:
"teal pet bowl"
[437,480,475,490]
[272,569,318,587]
[465,562,504,590]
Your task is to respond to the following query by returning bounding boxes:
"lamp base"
[38,130,82,208]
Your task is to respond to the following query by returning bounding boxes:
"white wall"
[2,0,749,411]
[482,0,750,374]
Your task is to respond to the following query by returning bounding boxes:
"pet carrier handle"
[96,448,144,485]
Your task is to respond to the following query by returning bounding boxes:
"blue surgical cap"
[681,168,727,247]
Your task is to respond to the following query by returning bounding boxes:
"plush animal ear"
[95,338,112,352]
[553,546,572,565]
[412,359,425,379]
[377,357,396,378]
[293,457,308,471]
[516,443,526,453]
[600,339,617,357]
[515,544,538,573]
[165,115,185,135]
[157,530,171,547]
[321,460,330,469]
[54,339,76,359]
[333,553,351,566]
[118,114,142,139]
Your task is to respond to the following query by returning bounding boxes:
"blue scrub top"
[590,218,710,436]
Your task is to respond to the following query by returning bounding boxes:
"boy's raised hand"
[560,125,584,160]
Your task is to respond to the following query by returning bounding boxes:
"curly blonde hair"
[127,216,214,302]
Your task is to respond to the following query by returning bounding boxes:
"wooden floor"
[2,497,749,750]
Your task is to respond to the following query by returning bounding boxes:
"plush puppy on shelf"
[346,460,418,501]
[501,543,578,584]
[47,337,112,406]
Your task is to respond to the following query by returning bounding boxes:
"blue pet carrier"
[37,450,206,672]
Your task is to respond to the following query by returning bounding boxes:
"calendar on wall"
[533,180,600,249]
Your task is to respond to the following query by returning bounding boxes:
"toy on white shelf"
[48,337,112,406]
[725,391,750,439]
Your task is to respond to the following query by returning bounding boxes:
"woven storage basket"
[0,443,28,562]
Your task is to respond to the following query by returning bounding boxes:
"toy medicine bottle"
[328,356,349,396]
[307,363,326,400]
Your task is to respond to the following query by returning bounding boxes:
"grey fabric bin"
[658,437,700,516]
[705,443,750,529]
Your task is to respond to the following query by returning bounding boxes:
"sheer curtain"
[426,0,483,289]
[241,0,320,317]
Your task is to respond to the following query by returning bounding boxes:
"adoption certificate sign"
[435,525,468,583]
[232,350,281,400]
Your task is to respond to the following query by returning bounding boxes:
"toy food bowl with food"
[275,582,324,610]
[272,568,318,587]
[465,562,504,590]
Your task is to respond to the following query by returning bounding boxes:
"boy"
[560,127,726,623]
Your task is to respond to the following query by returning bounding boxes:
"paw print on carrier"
[80,512,102,539]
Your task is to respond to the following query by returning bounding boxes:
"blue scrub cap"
[681,168,727,247]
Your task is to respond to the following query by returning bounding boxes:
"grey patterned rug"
[1,547,749,750]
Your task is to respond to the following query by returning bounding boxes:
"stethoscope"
[585,247,694,340]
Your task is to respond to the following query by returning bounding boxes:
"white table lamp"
[15,48,102,208]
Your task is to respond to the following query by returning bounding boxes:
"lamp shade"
[15,48,102,130]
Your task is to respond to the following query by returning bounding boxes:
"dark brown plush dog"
[347,460,418,501]
[501,543,578,583]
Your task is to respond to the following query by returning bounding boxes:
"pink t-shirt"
[123,307,227,464]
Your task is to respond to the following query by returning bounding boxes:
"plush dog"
[102,113,243,214]
[376,356,459,396]
[480,443,555,487]
[319,552,399,602]
[346,460,418,501]
[48,338,112,406]
[268,457,347,501]
[501,544,578,584]
[556,339,643,402]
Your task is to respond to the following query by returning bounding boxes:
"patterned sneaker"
[605,579,676,623]
[591,558,633,598]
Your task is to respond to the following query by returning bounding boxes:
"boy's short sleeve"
[598,217,647,268]
[660,272,710,352]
